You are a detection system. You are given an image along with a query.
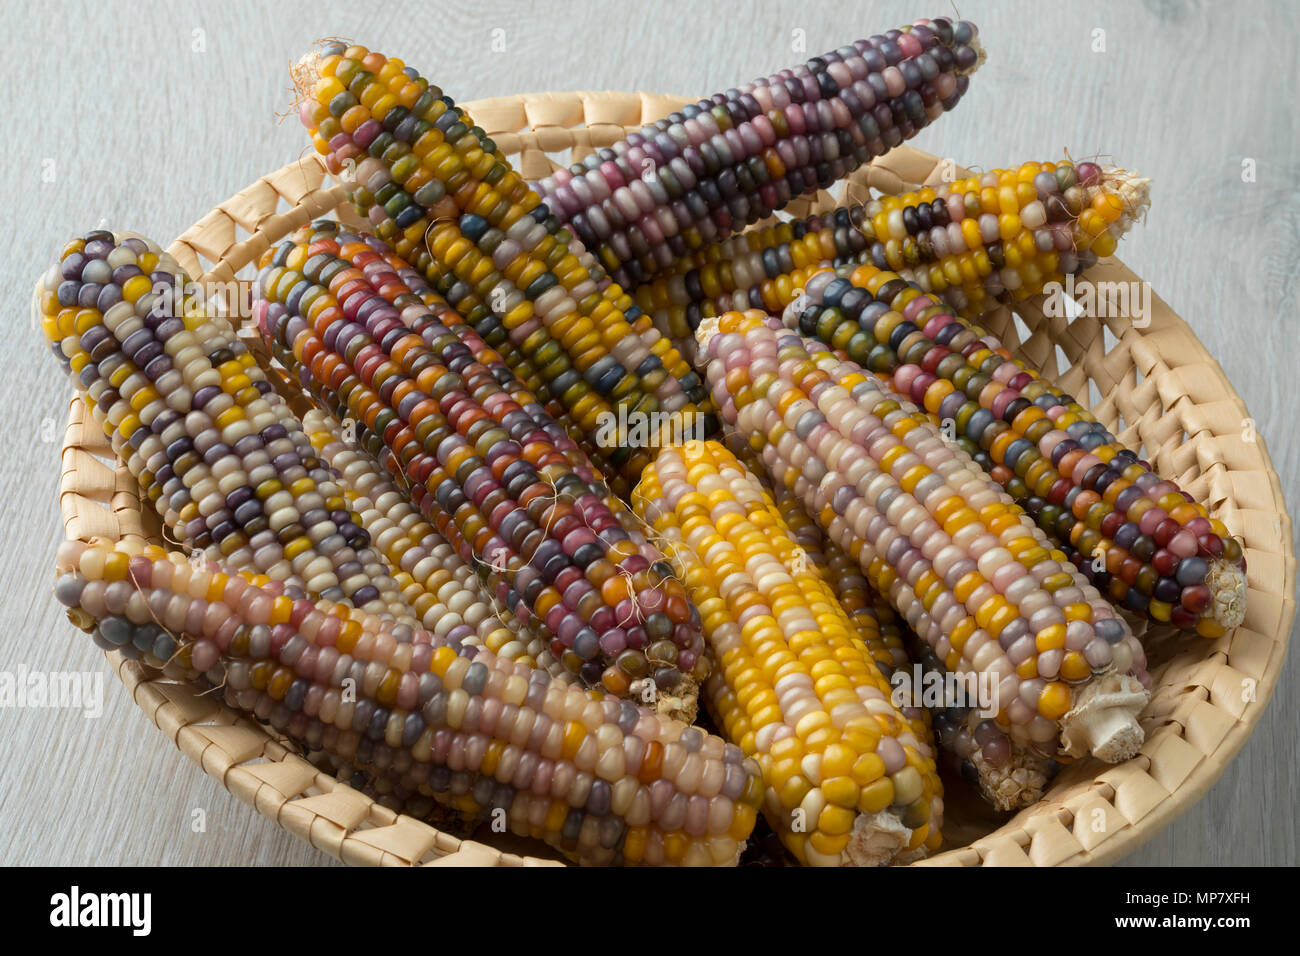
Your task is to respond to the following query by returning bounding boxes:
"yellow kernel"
[820,776,860,809]
[817,804,857,837]
[858,777,895,813]
[808,830,851,857]
[1038,681,1072,720]
[1035,624,1067,652]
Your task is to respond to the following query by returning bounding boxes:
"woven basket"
[52,91,1295,867]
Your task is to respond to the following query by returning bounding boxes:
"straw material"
[52,90,1295,867]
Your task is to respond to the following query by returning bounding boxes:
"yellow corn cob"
[635,439,943,865]
[706,436,933,745]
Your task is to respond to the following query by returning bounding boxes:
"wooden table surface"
[2,0,1295,866]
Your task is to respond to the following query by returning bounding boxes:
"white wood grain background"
[2,0,1295,866]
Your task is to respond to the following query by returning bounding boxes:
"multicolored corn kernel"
[38,230,412,616]
[635,440,944,865]
[787,265,1247,636]
[534,17,984,289]
[254,224,710,715]
[699,310,1152,763]
[296,43,711,487]
[54,540,763,866]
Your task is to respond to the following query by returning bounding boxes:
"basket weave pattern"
[55,91,1295,866]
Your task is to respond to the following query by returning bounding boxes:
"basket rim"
[48,90,1296,867]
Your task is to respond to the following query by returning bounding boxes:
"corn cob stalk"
[787,267,1247,635]
[634,440,944,864]
[38,231,417,617]
[296,43,712,487]
[54,540,763,865]
[254,224,710,715]
[534,17,985,290]
[700,311,1153,763]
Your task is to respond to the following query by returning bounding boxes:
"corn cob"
[634,159,1148,362]
[700,311,1153,764]
[38,231,417,618]
[307,748,476,836]
[787,266,1247,635]
[822,533,910,673]
[254,225,710,715]
[634,440,943,864]
[280,223,635,492]
[534,18,985,290]
[296,43,711,487]
[766,468,826,559]
[53,540,763,865]
[853,159,1149,315]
